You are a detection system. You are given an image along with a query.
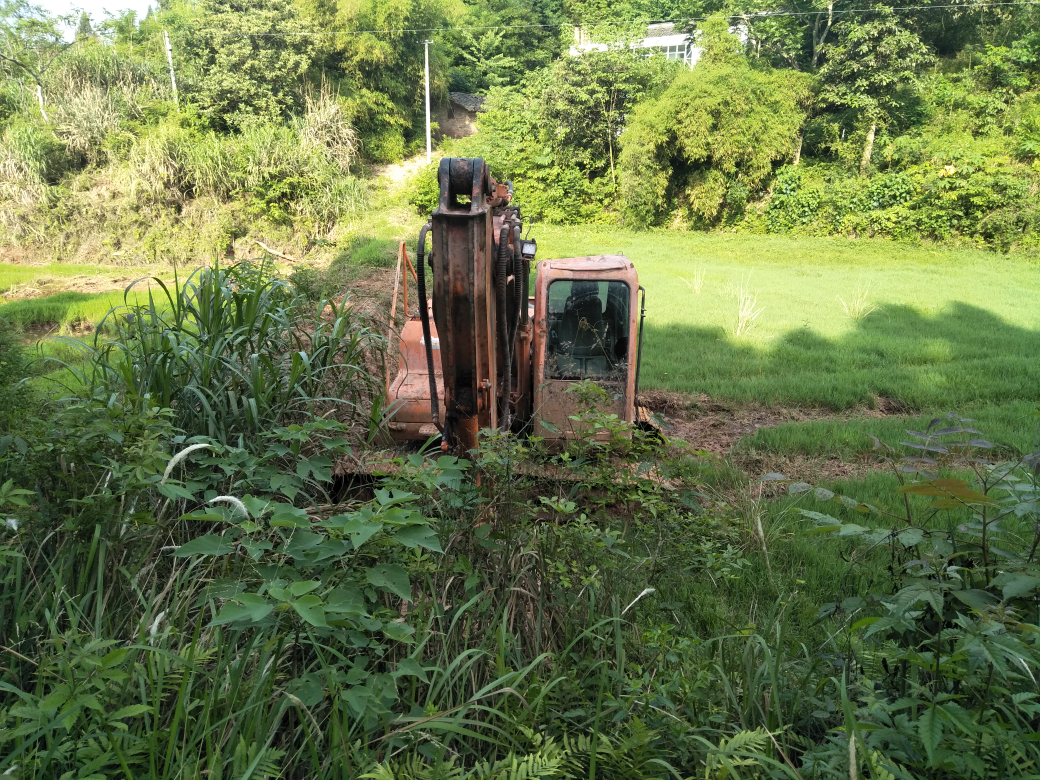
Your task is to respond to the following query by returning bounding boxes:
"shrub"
[52,84,124,165]
[126,110,364,227]
[620,52,812,227]
[0,118,72,203]
[180,0,320,130]
[1015,95,1040,159]
[0,318,31,431]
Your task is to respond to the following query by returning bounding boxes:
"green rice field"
[538,227,1040,454]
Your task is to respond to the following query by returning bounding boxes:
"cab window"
[545,279,630,381]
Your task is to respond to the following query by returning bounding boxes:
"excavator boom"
[387,157,644,451]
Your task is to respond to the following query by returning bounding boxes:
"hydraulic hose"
[510,221,523,348]
[497,225,511,431]
[416,222,441,432]
[521,251,529,328]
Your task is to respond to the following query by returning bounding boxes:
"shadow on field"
[644,302,1040,410]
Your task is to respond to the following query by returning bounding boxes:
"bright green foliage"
[441,0,566,93]
[0,0,72,120]
[792,421,1040,777]
[59,262,385,447]
[539,48,676,184]
[1016,95,1040,158]
[315,0,455,162]
[818,11,933,119]
[620,47,811,227]
[767,117,1040,251]
[818,10,933,172]
[128,97,363,228]
[440,49,675,223]
[180,0,319,130]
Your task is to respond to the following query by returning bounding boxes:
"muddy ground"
[0,273,143,303]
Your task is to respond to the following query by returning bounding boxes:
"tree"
[441,0,566,91]
[817,8,932,175]
[299,0,454,161]
[0,1,76,120]
[74,11,92,40]
[181,0,319,130]
[619,26,812,227]
[538,47,675,186]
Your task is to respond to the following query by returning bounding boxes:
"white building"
[569,23,703,68]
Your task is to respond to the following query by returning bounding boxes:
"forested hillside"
[1,0,1039,261]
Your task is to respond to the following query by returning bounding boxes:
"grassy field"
[6,226,1040,451]
[538,227,1040,453]
[0,263,131,292]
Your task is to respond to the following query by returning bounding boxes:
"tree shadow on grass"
[644,302,1040,410]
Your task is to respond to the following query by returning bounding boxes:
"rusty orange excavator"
[386,157,646,452]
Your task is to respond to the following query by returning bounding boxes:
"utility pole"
[163,30,179,106]
[424,39,432,164]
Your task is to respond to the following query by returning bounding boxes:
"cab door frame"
[531,255,640,443]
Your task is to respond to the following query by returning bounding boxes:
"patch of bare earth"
[640,390,905,483]
[371,154,440,187]
[1,273,152,303]
[346,267,398,312]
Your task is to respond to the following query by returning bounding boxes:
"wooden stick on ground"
[253,240,298,263]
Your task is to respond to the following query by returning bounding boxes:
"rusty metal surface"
[387,313,445,441]
[387,159,641,451]
[431,158,497,446]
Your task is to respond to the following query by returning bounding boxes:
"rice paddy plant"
[55,261,386,447]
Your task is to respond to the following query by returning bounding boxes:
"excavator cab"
[533,256,643,443]
[386,158,645,451]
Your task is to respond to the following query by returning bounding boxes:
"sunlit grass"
[538,227,1040,412]
[0,289,156,332]
[0,263,130,293]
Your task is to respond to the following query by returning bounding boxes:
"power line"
[195,1,1040,37]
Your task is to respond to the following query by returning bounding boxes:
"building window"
[662,43,687,60]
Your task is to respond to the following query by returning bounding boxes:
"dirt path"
[639,389,901,483]
[371,154,441,188]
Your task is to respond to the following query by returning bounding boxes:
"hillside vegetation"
[1,0,1039,261]
[4,268,1040,778]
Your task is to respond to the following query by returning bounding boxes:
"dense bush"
[764,150,1039,251]
[414,49,678,224]
[620,35,812,228]
[126,100,364,228]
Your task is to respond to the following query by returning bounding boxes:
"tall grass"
[59,262,386,446]
[125,90,364,227]
[2,354,1039,777]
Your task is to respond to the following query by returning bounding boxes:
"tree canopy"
[620,25,812,227]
